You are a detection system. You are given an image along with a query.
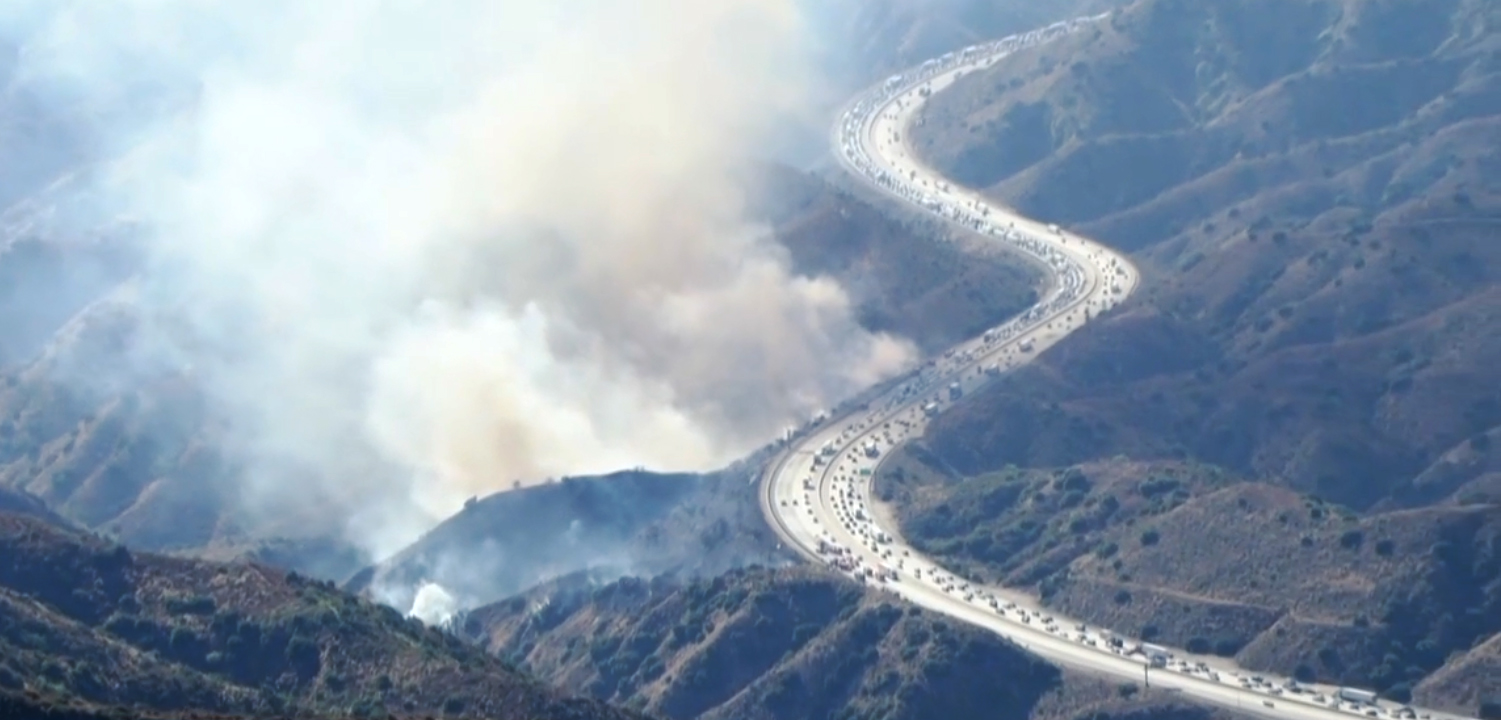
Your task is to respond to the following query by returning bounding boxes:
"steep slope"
[0,485,73,528]
[879,452,1501,708]
[0,511,646,720]
[817,0,1128,84]
[890,0,1501,712]
[0,160,1043,573]
[913,0,1501,508]
[748,164,1041,354]
[347,463,787,614]
[462,566,1248,720]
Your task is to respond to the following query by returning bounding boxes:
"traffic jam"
[769,11,1438,720]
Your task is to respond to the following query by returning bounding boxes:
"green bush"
[1339,530,1365,550]
[1140,529,1160,546]
[169,626,199,654]
[286,635,322,681]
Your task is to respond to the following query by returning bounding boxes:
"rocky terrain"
[914,0,1501,510]
[3,0,1499,717]
[878,452,1501,707]
[461,564,1245,720]
[345,463,788,614]
[0,507,648,720]
[891,0,1501,712]
[0,159,1041,578]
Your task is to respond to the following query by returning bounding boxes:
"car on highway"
[759,18,1459,720]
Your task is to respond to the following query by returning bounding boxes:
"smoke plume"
[407,582,459,627]
[3,1,916,556]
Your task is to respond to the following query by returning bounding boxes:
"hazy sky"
[3,0,917,557]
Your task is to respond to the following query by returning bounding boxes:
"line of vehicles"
[765,12,1472,720]
[782,418,1427,720]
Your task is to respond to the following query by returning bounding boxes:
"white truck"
[1338,688,1378,705]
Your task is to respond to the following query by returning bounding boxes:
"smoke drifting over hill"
[3,0,916,556]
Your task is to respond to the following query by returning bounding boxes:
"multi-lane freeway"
[759,15,1473,720]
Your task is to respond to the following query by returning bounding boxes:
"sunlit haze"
[0,0,917,557]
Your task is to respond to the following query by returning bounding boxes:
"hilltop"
[0,510,647,720]
[0,155,1043,576]
[891,0,1501,711]
[346,465,787,614]
[461,564,1248,720]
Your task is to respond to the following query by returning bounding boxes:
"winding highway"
[758,15,1473,720]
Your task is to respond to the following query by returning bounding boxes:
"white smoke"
[407,581,459,627]
[3,0,917,557]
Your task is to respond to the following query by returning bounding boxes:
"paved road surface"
[759,15,1473,720]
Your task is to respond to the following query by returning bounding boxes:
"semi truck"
[1338,688,1378,705]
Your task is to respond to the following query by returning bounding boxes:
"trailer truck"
[1338,688,1378,705]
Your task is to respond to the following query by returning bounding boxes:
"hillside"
[888,0,1501,712]
[878,453,1501,707]
[911,0,1501,506]
[347,462,788,615]
[0,484,72,528]
[817,0,1127,85]
[461,565,1248,720]
[0,158,1041,573]
[0,511,647,720]
[0,153,1043,579]
[747,164,1041,354]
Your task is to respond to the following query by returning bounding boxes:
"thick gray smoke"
[5,1,916,557]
